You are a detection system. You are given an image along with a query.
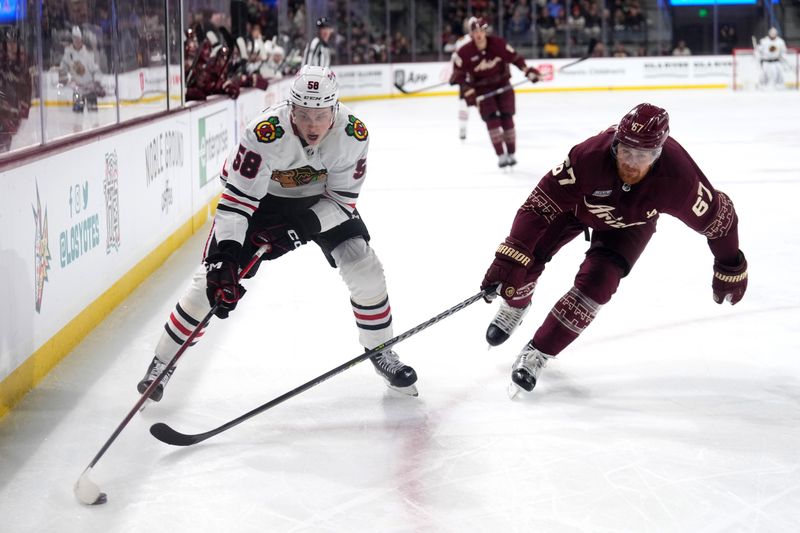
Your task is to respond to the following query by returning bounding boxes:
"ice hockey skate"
[507,343,551,399]
[137,356,175,402]
[486,300,530,347]
[506,153,517,166]
[370,349,418,396]
[498,153,510,168]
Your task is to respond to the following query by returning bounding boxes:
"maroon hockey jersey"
[510,128,740,264]
[451,35,528,94]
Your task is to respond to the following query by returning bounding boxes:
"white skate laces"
[369,349,418,396]
[508,344,552,397]
[486,300,530,346]
[513,346,550,377]
[137,356,175,402]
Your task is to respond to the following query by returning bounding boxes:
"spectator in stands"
[583,2,603,41]
[719,24,737,55]
[544,37,560,58]
[612,41,629,57]
[591,41,607,57]
[625,4,645,32]
[59,26,105,112]
[672,39,691,56]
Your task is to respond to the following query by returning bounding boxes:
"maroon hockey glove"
[205,241,246,319]
[463,87,477,107]
[524,66,541,83]
[712,251,748,305]
[481,237,533,303]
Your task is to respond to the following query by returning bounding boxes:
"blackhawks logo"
[254,116,284,144]
[271,165,328,188]
[345,115,368,141]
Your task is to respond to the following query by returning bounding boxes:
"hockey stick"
[74,244,269,505]
[394,80,450,95]
[558,56,590,72]
[558,38,597,72]
[476,79,530,103]
[149,288,493,446]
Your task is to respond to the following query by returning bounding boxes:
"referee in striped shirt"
[303,17,334,67]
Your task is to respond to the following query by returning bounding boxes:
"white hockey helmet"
[289,65,339,108]
[768,27,778,39]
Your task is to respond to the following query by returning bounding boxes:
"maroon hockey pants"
[512,214,656,356]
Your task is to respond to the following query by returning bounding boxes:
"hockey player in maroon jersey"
[480,103,748,395]
[449,16,540,168]
[137,66,418,401]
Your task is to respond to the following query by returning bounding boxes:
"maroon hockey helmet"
[468,16,489,32]
[615,103,670,150]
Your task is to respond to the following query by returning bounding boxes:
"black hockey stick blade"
[150,288,493,446]
[150,423,201,446]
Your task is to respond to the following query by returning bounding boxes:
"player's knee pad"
[333,238,388,304]
[574,250,626,304]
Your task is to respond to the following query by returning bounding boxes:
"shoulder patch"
[254,116,285,144]
[345,115,368,141]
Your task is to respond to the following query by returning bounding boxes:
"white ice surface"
[2,90,799,533]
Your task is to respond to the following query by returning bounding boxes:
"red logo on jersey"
[254,116,285,144]
[345,115,368,141]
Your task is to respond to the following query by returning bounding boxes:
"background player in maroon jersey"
[450,17,540,168]
[480,103,749,395]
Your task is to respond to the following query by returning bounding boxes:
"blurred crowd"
[0,29,32,152]
[443,0,649,58]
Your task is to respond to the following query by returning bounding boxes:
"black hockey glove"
[205,240,246,319]
[712,250,748,305]
[250,210,321,261]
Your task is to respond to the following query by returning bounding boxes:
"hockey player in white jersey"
[757,27,788,89]
[137,65,418,400]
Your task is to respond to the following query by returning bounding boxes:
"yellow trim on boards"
[0,198,219,419]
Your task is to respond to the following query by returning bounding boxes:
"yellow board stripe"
[0,198,218,419]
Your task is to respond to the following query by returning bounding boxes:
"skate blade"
[507,382,523,400]
[388,383,419,397]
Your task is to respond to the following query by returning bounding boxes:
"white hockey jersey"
[758,35,787,61]
[215,101,370,245]
[60,44,100,86]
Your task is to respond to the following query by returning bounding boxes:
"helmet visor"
[616,143,661,167]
